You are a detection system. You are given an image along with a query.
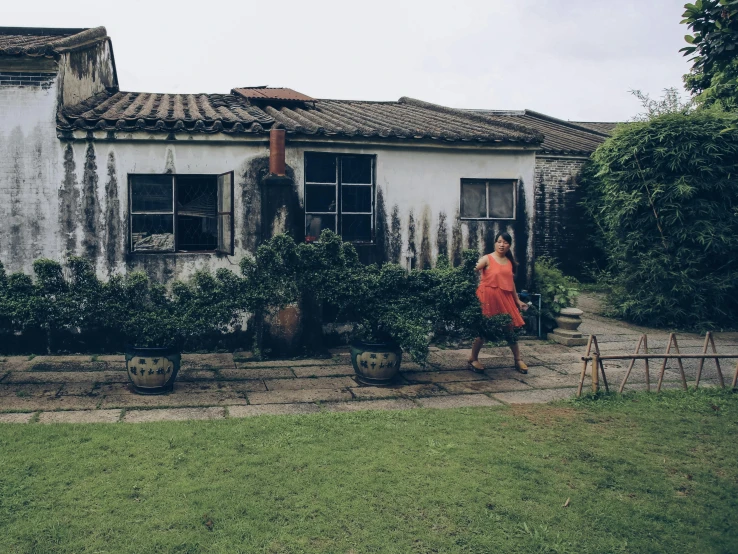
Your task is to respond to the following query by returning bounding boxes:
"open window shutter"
[216,171,234,254]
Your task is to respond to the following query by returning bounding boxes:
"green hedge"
[0,232,513,361]
[581,111,738,328]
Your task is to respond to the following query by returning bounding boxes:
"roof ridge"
[399,97,544,143]
[521,109,612,137]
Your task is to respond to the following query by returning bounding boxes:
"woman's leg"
[510,342,528,372]
[468,337,485,371]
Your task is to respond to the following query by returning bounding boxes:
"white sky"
[5,0,693,122]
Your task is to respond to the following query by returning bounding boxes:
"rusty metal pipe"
[269,128,286,176]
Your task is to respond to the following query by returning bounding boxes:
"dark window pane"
[460,181,486,218]
[177,176,217,218]
[131,214,174,251]
[305,153,337,183]
[130,175,173,212]
[341,156,372,184]
[177,215,217,251]
[342,214,372,242]
[342,185,371,213]
[305,184,337,212]
[305,214,336,242]
[488,181,515,219]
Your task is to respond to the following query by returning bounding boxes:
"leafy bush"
[581,111,738,328]
[0,231,514,359]
[532,257,579,331]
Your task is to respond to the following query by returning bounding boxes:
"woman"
[468,232,529,374]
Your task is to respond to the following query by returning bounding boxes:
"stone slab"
[349,386,402,400]
[28,361,111,372]
[404,370,489,384]
[291,365,356,377]
[0,383,61,397]
[0,412,34,423]
[235,358,335,369]
[123,407,226,423]
[181,353,235,370]
[440,379,532,394]
[228,403,321,417]
[323,399,417,412]
[492,388,578,404]
[96,355,125,362]
[246,389,352,405]
[217,368,294,380]
[4,371,126,384]
[177,370,217,382]
[0,395,100,411]
[1,357,33,371]
[264,376,356,391]
[175,381,267,393]
[520,374,582,389]
[546,334,589,347]
[38,409,121,424]
[57,383,99,396]
[101,391,248,409]
[417,394,501,409]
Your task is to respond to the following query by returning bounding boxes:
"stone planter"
[125,346,181,395]
[547,307,588,346]
[350,341,402,386]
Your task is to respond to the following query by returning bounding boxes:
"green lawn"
[1,391,737,553]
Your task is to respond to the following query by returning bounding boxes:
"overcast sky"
[6,0,693,122]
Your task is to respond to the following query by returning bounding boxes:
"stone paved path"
[1,293,736,424]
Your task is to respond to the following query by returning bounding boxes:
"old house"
[1,25,609,290]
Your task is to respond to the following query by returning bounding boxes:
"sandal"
[514,360,528,374]
[467,359,485,373]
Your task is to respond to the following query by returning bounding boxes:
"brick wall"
[534,156,587,271]
[0,71,55,89]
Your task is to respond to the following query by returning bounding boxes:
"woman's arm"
[475,255,489,272]
[512,280,528,311]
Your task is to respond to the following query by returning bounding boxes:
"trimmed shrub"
[533,257,579,332]
[581,111,738,328]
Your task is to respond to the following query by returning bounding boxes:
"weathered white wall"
[58,41,116,107]
[0,72,64,274]
[286,142,537,278]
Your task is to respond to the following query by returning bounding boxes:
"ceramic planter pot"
[350,340,402,386]
[125,346,181,395]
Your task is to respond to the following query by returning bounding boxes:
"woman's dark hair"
[495,232,519,275]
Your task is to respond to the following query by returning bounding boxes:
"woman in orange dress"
[468,232,529,374]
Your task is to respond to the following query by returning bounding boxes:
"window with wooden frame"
[460,178,517,220]
[304,153,374,243]
[129,172,234,254]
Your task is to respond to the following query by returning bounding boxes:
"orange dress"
[476,254,526,327]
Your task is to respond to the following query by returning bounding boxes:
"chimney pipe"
[269,128,286,176]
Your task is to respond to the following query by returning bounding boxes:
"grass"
[1,390,737,553]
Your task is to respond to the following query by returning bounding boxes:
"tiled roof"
[471,109,613,155]
[569,121,618,134]
[233,87,315,102]
[0,26,108,57]
[59,91,544,145]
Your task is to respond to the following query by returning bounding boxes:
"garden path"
[1,293,736,424]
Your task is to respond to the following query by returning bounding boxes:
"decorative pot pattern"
[125,347,181,395]
[350,342,402,386]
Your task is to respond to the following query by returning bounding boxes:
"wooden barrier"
[577,332,738,397]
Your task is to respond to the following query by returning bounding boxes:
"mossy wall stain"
[239,156,267,251]
[164,148,176,174]
[388,204,402,264]
[466,220,479,252]
[451,210,463,267]
[407,210,417,269]
[59,143,79,257]
[8,127,24,267]
[104,151,120,275]
[419,206,432,270]
[436,211,448,261]
[374,187,388,263]
[81,142,100,260]
[516,180,531,287]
